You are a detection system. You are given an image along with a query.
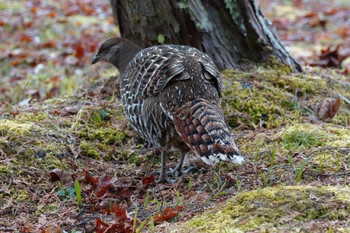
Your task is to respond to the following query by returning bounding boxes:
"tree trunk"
[110,0,302,72]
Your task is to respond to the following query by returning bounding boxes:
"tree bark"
[110,0,302,72]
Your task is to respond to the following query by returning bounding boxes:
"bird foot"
[182,165,196,174]
[167,165,196,177]
[166,168,182,177]
[156,175,176,184]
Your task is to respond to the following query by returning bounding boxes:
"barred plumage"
[92,38,244,183]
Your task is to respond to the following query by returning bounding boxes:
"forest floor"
[0,0,350,232]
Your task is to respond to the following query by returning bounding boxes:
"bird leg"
[167,150,195,177]
[157,149,175,183]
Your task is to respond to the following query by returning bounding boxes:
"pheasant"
[92,38,244,183]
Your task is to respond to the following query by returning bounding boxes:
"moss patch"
[222,67,349,129]
[175,186,350,232]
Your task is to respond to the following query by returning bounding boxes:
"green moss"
[175,186,350,232]
[277,123,350,150]
[281,128,324,149]
[0,119,38,140]
[263,56,294,74]
[80,127,126,144]
[15,190,29,202]
[0,164,13,175]
[37,153,68,170]
[270,73,327,95]
[35,204,58,215]
[221,67,337,130]
[79,141,100,159]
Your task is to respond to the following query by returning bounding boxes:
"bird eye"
[100,47,107,54]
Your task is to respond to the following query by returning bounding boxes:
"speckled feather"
[119,44,243,165]
[93,38,244,181]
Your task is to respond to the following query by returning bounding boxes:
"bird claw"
[166,165,196,177]
[182,165,196,174]
[154,164,196,184]
[166,168,182,177]
[156,176,176,184]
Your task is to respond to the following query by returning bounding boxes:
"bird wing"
[126,45,222,99]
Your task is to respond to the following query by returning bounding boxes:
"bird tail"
[173,98,244,165]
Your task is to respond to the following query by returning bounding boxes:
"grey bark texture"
[109,0,302,72]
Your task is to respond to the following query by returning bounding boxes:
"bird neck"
[111,42,142,74]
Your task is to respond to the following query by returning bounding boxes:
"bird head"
[92,37,142,73]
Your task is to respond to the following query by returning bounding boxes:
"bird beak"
[91,54,101,64]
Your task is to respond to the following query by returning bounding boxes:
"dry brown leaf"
[317,98,341,120]
[49,169,74,186]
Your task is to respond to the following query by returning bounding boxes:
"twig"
[0,148,7,157]
[338,93,350,106]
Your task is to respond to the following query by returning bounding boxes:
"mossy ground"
[175,186,350,233]
[168,66,350,232]
[1,64,349,232]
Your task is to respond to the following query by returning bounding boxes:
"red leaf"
[153,206,183,224]
[47,12,56,18]
[95,176,118,197]
[118,188,133,200]
[11,60,20,67]
[82,5,94,15]
[79,170,98,184]
[341,68,349,75]
[102,203,121,214]
[311,45,346,68]
[99,206,133,233]
[142,174,155,187]
[40,41,56,48]
[79,171,118,197]
[74,43,85,58]
[46,86,60,99]
[88,43,97,52]
[335,26,349,38]
[50,76,60,83]
[20,226,34,233]
[21,34,33,43]
[25,21,32,28]
[114,207,128,222]
[95,218,110,233]
[95,218,119,233]
[324,8,339,16]
[303,12,318,18]
[31,7,38,14]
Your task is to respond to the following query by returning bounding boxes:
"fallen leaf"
[153,206,183,224]
[317,98,341,120]
[335,26,349,38]
[50,75,60,83]
[49,169,74,186]
[94,175,118,197]
[341,68,349,75]
[74,43,85,58]
[21,34,33,43]
[46,86,60,99]
[142,174,155,187]
[47,11,56,18]
[95,218,114,233]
